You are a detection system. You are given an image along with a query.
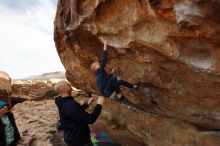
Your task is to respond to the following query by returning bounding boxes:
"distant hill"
[20,71,65,80]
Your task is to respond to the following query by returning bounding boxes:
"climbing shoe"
[117,96,129,104]
[133,81,142,89]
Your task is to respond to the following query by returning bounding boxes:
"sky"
[0,0,65,79]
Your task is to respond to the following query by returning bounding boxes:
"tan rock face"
[0,71,12,102]
[54,0,220,134]
[11,80,56,100]
[103,99,220,146]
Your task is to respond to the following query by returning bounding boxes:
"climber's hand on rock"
[103,40,108,51]
[88,98,95,105]
[97,96,105,105]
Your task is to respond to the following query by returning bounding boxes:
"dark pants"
[103,76,133,97]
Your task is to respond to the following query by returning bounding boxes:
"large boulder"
[53,0,220,143]
[0,71,12,103]
[11,80,56,100]
[103,99,220,146]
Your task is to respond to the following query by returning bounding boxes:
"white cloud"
[0,0,65,79]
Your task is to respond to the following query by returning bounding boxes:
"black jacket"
[55,96,102,145]
[96,50,111,95]
[0,112,21,146]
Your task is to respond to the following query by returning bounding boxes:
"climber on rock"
[90,40,139,104]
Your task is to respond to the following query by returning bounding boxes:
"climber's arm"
[100,40,108,69]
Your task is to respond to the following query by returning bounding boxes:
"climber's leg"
[110,77,122,94]
[103,76,126,97]
[103,76,131,103]
[117,78,140,89]
[117,79,134,88]
[107,77,130,103]
[103,77,119,97]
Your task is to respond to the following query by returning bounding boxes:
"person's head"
[54,80,73,96]
[0,101,8,117]
[90,61,100,72]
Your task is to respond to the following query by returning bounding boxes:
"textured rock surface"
[103,99,220,146]
[54,0,220,143]
[13,100,58,146]
[0,71,12,103]
[11,80,57,100]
